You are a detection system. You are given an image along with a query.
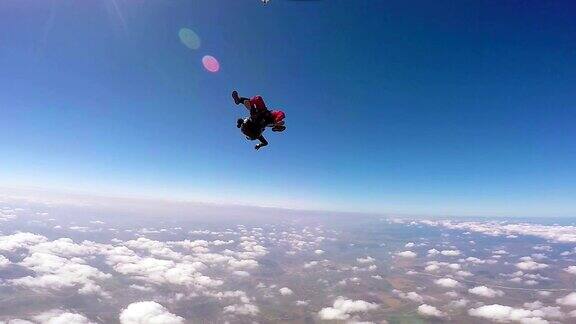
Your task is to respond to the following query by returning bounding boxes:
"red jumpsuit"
[248,96,285,124]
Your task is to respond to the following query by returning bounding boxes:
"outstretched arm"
[255,135,268,150]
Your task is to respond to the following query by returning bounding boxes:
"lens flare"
[202,55,220,73]
[178,28,201,50]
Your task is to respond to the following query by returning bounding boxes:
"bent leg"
[255,135,268,150]
[232,91,250,106]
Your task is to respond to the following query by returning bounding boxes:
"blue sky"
[1,1,575,216]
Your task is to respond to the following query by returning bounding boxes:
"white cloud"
[421,220,576,243]
[213,239,234,246]
[318,297,378,321]
[318,307,348,321]
[234,239,267,259]
[417,304,444,318]
[2,319,35,324]
[0,207,19,222]
[304,261,318,268]
[0,255,10,267]
[314,249,325,255]
[448,263,461,270]
[523,301,564,319]
[207,290,251,305]
[465,257,486,264]
[556,292,576,306]
[0,232,47,252]
[394,290,424,303]
[456,270,473,277]
[357,256,375,264]
[516,261,548,271]
[533,245,552,252]
[468,286,505,298]
[469,305,548,323]
[33,309,95,324]
[564,266,576,275]
[427,249,440,256]
[525,280,538,286]
[228,259,259,270]
[170,239,210,253]
[441,250,461,256]
[106,247,221,289]
[125,238,182,260]
[279,287,293,296]
[425,264,439,272]
[30,238,99,257]
[531,253,547,261]
[119,301,184,324]
[129,284,154,292]
[10,252,111,297]
[232,270,250,277]
[223,303,259,316]
[396,251,417,258]
[434,278,460,288]
[448,298,469,308]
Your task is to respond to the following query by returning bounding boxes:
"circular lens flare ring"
[202,55,220,73]
[178,28,201,50]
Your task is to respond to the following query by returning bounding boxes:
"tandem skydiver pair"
[231,90,286,150]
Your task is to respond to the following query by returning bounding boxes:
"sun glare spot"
[178,28,201,50]
[202,55,220,73]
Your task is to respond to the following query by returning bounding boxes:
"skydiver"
[232,90,286,150]
[231,91,286,132]
[236,117,269,150]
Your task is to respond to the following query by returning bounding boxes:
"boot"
[272,125,286,132]
[232,91,242,105]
